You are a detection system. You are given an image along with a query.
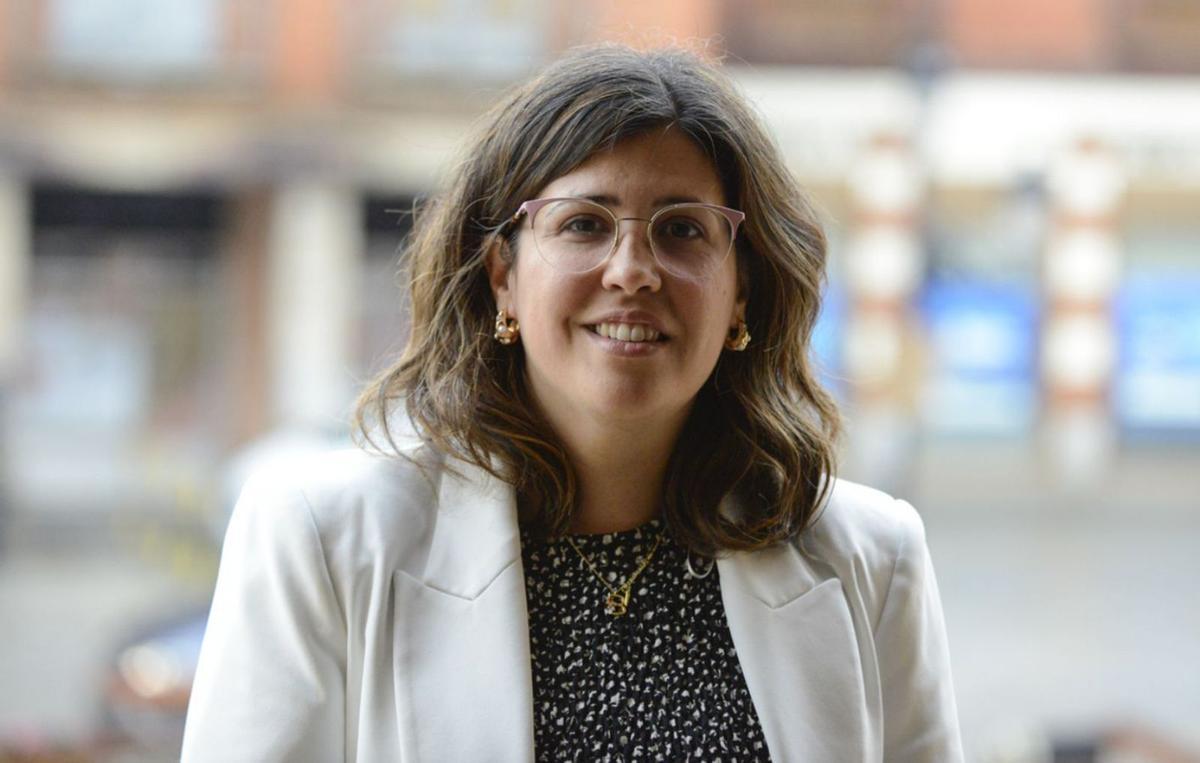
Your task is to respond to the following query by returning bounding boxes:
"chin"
[583,382,693,425]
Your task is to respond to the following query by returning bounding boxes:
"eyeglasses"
[507,197,745,280]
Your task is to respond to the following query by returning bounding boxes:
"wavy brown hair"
[355,44,841,556]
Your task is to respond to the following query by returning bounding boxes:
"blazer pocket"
[393,556,520,602]
[769,576,845,612]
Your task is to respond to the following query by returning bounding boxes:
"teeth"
[594,322,661,343]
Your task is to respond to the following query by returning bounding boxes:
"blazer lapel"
[390,458,535,762]
[718,542,878,761]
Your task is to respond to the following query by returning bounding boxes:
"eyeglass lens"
[529,199,734,277]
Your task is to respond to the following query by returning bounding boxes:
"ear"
[485,235,515,311]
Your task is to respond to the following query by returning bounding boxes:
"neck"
[554,409,689,535]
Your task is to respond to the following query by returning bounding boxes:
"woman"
[182,45,963,762]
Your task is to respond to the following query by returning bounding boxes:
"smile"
[588,322,665,343]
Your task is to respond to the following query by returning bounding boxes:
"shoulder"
[802,481,963,758]
[229,439,453,570]
[239,442,439,512]
[267,444,442,513]
[797,478,930,620]
[803,477,926,562]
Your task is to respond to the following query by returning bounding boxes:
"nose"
[600,218,662,294]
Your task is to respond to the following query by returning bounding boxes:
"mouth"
[586,321,668,344]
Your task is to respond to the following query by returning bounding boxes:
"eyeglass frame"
[502,196,746,277]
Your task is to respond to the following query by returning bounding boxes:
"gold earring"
[725,320,750,351]
[494,309,520,344]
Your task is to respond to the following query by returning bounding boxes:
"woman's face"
[487,128,745,432]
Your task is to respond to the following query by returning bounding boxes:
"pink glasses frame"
[507,196,746,274]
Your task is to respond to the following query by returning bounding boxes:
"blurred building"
[0,0,1198,524]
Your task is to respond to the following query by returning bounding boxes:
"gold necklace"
[565,532,665,617]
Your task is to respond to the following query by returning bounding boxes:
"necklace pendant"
[605,589,631,617]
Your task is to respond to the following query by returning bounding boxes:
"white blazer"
[181,443,963,762]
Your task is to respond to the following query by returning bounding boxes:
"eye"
[560,215,609,236]
[660,216,705,240]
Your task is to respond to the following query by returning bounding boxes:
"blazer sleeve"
[181,472,347,763]
[874,499,965,763]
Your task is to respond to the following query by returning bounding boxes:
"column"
[267,180,362,430]
[0,177,29,550]
[0,177,30,380]
[1041,136,1124,485]
[842,132,925,492]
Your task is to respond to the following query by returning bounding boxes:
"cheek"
[694,281,737,329]
[511,260,587,338]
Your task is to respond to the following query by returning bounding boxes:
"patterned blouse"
[519,517,772,762]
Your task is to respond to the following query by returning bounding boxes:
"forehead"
[536,128,726,206]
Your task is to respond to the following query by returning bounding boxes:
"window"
[48,0,223,80]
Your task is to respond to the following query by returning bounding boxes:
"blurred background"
[0,0,1197,761]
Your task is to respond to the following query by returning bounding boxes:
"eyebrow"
[578,193,708,208]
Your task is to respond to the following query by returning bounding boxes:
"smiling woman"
[181,44,964,762]
[369,45,844,553]
[485,129,747,535]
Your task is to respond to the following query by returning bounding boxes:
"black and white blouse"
[520,517,771,762]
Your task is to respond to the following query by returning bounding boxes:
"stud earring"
[724,320,750,351]
[494,309,520,345]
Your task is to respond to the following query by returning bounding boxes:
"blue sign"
[919,280,1040,436]
[1114,275,1200,435]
